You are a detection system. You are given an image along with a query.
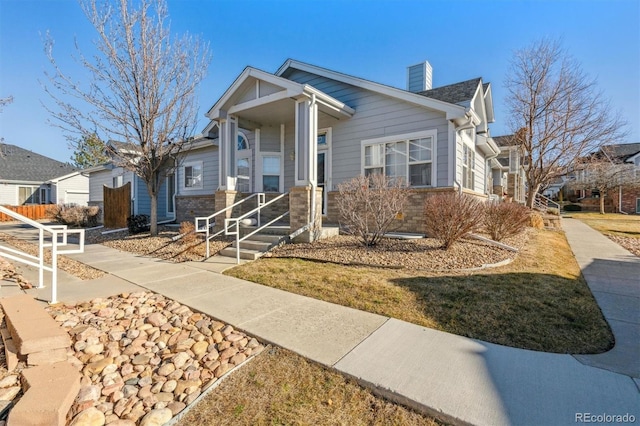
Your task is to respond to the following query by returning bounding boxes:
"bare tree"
[43,0,210,235]
[0,96,13,157]
[337,174,409,247]
[505,39,626,208]
[569,148,639,214]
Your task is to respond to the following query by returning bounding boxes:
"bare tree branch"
[505,39,627,208]
[42,0,211,235]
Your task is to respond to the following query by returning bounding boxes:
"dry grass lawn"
[569,212,640,238]
[227,229,613,354]
[178,347,441,426]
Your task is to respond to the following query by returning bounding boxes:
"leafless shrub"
[47,205,100,228]
[179,221,197,246]
[337,174,409,247]
[424,193,483,250]
[529,211,545,229]
[484,202,531,241]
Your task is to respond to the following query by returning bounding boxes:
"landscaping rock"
[69,406,105,426]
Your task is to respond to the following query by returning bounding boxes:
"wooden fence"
[0,204,50,222]
[103,182,131,229]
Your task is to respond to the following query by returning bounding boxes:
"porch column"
[291,97,322,242]
[213,189,239,233]
[218,115,238,190]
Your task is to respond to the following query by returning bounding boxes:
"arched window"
[236,132,251,192]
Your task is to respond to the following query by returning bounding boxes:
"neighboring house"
[189,58,500,236]
[567,143,640,213]
[0,143,86,206]
[86,138,220,224]
[491,135,527,204]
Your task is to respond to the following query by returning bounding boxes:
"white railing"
[195,193,266,259]
[225,192,289,264]
[0,205,85,303]
[534,193,561,213]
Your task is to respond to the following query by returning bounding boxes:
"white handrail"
[195,193,264,259]
[0,206,85,303]
[224,193,289,264]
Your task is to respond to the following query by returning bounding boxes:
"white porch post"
[291,97,321,242]
[218,118,228,189]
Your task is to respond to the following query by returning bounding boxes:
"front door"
[317,151,327,214]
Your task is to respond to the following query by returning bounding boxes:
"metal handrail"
[0,205,85,303]
[534,193,560,213]
[224,192,290,264]
[195,193,264,259]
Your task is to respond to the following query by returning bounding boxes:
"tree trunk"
[150,192,158,236]
[599,193,605,215]
[525,183,540,209]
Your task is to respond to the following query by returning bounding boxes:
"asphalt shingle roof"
[493,135,517,147]
[419,78,482,104]
[600,143,640,162]
[0,144,77,182]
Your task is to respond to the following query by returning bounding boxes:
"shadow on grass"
[388,271,614,355]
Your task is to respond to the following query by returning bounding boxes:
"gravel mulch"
[606,235,640,257]
[85,226,232,263]
[0,232,105,280]
[268,230,530,271]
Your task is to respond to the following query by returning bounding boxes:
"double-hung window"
[183,161,203,189]
[362,130,435,186]
[462,144,475,190]
[262,156,281,192]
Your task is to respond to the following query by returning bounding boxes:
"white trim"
[276,59,465,119]
[317,127,332,213]
[448,121,456,187]
[361,129,437,187]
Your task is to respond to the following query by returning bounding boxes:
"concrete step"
[246,234,282,244]
[219,247,264,260]
[231,239,273,251]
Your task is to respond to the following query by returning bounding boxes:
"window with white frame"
[262,156,281,192]
[18,186,39,205]
[462,144,475,190]
[183,161,203,189]
[362,130,435,186]
[236,133,251,192]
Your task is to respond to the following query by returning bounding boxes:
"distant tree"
[71,133,109,168]
[0,96,13,157]
[569,148,639,215]
[43,0,210,236]
[505,39,626,208]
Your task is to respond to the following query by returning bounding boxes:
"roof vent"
[406,61,432,93]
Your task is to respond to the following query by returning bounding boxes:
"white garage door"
[65,191,89,206]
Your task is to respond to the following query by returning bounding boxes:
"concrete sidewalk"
[2,222,639,425]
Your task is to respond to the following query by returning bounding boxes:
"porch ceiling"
[235,97,350,128]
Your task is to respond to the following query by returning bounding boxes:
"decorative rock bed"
[27,291,265,425]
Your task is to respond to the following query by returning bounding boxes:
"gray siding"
[176,145,218,196]
[259,125,281,153]
[283,69,451,189]
[89,170,112,202]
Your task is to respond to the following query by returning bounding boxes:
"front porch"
[205,67,354,243]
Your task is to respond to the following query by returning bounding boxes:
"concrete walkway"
[1,222,639,425]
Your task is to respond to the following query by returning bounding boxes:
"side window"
[262,156,280,192]
[183,162,203,189]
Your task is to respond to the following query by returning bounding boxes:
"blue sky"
[1,0,638,163]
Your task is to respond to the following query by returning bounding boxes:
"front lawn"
[226,229,613,354]
[569,212,640,239]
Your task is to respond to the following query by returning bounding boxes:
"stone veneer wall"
[289,186,322,243]
[326,187,488,235]
[175,195,216,224]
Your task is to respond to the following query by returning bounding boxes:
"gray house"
[184,59,499,237]
[0,144,87,206]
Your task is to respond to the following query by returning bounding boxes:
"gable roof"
[0,144,77,183]
[419,78,483,105]
[600,143,640,163]
[275,59,466,120]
